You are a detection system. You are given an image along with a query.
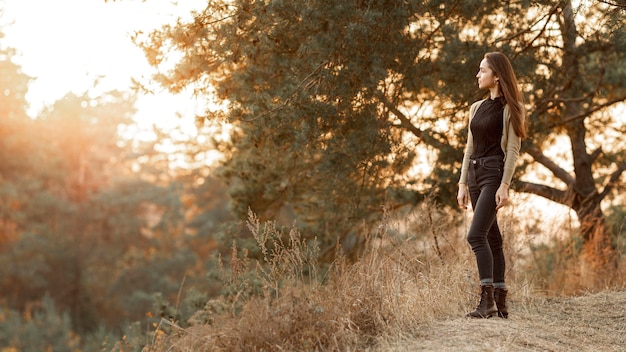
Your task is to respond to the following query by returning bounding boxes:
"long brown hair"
[484,52,526,139]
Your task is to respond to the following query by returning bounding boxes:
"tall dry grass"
[134,198,625,352]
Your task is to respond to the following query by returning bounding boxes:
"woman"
[457,52,526,319]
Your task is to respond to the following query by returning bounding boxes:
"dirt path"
[379,291,626,351]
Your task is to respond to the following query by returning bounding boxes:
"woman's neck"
[489,87,501,100]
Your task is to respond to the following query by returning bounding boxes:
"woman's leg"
[467,181,499,283]
[466,161,504,318]
[488,219,505,284]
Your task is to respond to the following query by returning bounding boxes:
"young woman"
[457,52,526,319]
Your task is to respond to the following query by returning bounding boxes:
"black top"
[470,97,505,159]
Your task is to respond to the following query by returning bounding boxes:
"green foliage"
[137,0,481,254]
[111,321,146,352]
[0,296,78,351]
[0,10,229,351]
[0,25,216,348]
[138,0,626,262]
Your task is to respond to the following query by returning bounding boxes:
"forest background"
[0,0,625,351]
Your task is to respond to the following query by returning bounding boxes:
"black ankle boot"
[494,287,508,319]
[466,285,497,318]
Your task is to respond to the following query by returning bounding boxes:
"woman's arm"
[458,100,485,185]
[501,106,523,186]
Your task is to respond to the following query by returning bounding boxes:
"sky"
[1,0,205,131]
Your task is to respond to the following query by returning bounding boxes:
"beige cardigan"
[458,99,522,186]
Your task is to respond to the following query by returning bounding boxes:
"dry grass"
[134,204,626,352]
[377,290,626,351]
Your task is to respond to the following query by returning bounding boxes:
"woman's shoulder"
[470,98,489,109]
[469,99,488,117]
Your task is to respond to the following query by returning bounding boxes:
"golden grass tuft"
[139,202,626,352]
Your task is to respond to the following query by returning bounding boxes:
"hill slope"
[378,291,626,351]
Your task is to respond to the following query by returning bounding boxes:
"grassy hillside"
[125,203,626,352]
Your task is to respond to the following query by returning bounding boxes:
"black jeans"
[467,155,505,284]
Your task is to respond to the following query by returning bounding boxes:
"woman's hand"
[495,183,509,210]
[457,183,469,209]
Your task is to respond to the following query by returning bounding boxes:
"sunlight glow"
[2,0,206,129]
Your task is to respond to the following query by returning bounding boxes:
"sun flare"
[2,0,206,130]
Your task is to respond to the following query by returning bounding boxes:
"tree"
[135,0,482,256]
[0,90,138,332]
[0,87,195,334]
[0,36,34,244]
[0,15,220,342]
[509,1,626,271]
[137,0,626,268]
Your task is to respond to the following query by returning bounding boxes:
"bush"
[0,295,77,351]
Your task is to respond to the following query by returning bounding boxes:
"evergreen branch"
[418,0,461,49]
[513,3,560,58]
[385,103,447,150]
[387,104,424,139]
[549,59,605,105]
[548,95,626,128]
[495,2,559,59]
[528,87,560,122]
[599,161,626,200]
[242,60,329,122]
[525,145,575,185]
[514,180,570,206]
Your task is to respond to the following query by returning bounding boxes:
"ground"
[379,291,626,351]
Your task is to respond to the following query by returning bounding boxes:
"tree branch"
[547,57,605,105]
[598,0,626,10]
[589,147,603,163]
[514,180,570,206]
[495,2,559,49]
[599,161,626,200]
[242,60,329,122]
[549,96,626,128]
[418,0,461,49]
[511,3,560,58]
[525,145,575,185]
[386,103,448,150]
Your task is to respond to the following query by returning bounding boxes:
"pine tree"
[137,0,626,268]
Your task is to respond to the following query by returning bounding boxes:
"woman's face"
[476,59,498,90]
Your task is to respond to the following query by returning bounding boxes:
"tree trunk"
[557,1,616,277]
[573,191,616,273]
